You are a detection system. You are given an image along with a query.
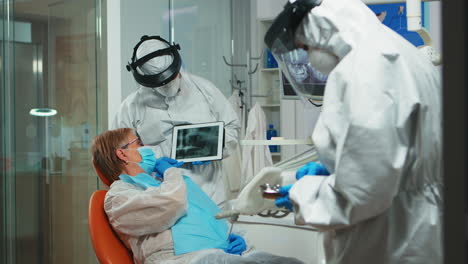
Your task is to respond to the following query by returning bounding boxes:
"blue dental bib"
[172,176,229,255]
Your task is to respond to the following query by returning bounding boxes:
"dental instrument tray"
[171,121,225,163]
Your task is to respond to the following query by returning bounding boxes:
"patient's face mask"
[307,49,338,76]
[155,76,181,97]
[125,146,157,175]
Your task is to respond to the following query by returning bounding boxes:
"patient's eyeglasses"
[120,131,144,149]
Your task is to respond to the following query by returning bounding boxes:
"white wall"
[256,0,285,19]
[120,1,170,100]
[173,0,232,96]
[428,1,442,75]
[429,2,442,52]
[107,0,121,128]
[107,0,170,127]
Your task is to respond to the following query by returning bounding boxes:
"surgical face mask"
[155,76,181,97]
[127,146,157,174]
[307,49,338,75]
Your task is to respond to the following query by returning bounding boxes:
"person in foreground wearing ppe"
[266,0,442,263]
[91,128,304,264]
[112,35,240,206]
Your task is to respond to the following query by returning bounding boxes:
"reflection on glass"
[173,0,231,96]
[0,0,100,263]
[279,48,327,99]
[284,49,328,84]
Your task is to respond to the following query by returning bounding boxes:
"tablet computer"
[171,121,225,163]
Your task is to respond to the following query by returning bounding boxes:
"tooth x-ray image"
[171,122,224,162]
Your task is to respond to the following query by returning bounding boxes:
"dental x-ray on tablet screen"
[171,122,224,163]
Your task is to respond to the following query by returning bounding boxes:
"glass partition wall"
[0,0,103,263]
[1,0,242,263]
[172,0,233,96]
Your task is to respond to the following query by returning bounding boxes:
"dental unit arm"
[216,144,319,220]
[215,167,292,220]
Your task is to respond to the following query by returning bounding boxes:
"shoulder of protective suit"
[116,90,146,118]
[121,90,140,105]
[104,180,141,213]
[186,73,217,90]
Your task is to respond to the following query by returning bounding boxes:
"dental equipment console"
[215,182,289,221]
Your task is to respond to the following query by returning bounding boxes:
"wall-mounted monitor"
[280,71,299,100]
[280,64,327,100]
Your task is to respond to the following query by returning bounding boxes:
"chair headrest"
[92,159,112,187]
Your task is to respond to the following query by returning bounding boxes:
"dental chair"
[89,161,134,264]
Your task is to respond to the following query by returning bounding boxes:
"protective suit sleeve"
[104,167,187,236]
[290,63,411,230]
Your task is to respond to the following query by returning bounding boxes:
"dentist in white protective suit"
[112,35,240,205]
[266,0,442,263]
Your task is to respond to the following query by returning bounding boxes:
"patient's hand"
[154,157,184,178]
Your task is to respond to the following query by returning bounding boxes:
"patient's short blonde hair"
[91,128,133,184]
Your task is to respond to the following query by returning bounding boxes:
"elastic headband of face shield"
[264,0,322,53]
[126,35,182,88]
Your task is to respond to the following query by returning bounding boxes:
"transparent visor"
[271,40,328,104]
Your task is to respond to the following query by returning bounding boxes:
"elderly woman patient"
[91,128,303,264]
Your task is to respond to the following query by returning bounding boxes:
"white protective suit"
[112,73,240,205]
[287,0,442,263]
[105,168,305,264]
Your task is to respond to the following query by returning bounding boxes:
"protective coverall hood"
[307,49,338,75]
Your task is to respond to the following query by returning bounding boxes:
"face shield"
[126,35,182,88]
[277,47,328,104]
[264,0,325,104]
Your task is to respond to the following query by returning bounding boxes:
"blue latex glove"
[192,161,211,165]
[296,161,330,180]
[154,157,184,178]
[224,234,247,255]
[275,184,294,211]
